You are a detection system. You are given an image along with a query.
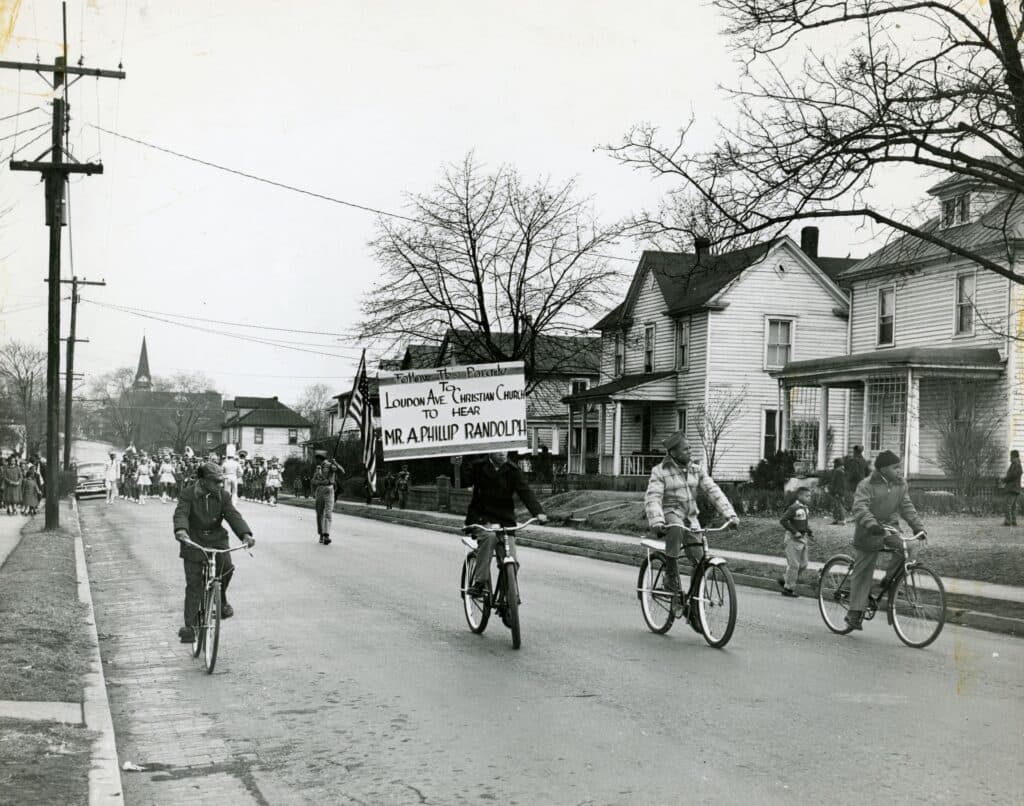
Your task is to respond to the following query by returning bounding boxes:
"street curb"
[282,497,1024,638]
[69,498,125,806]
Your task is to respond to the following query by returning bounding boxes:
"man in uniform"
[173,462,255,643]
[396,464,412,509]
[312,450,345,545]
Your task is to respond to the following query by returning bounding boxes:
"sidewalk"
[0,512,25,570]
[281,495,1024,636]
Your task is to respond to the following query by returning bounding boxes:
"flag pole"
[333,349,366,462]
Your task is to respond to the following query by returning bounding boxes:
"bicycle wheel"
[191,600,205,658]
[818,555,855,635]
[460,554,490,634]
[696,563,736,648]
[203,582,221,673]
[890,564,946,648]
[504,565,521,650]
[636,555,675,634]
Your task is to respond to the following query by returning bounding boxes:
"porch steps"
[568,500,635,524]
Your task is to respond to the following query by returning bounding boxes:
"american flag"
[342,350,376,493]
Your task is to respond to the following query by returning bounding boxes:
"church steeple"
[134,337,152,390]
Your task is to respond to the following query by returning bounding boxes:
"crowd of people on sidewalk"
[1,453,45,516]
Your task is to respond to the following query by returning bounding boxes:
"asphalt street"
[79,497,1024,805]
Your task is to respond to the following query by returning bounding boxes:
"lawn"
[0,519,94,806]
[541,492,1024,586]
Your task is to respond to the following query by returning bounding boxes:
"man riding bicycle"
[644,431,739,597]
[464,451,548,597]
[173,461,256,643]
[845,449,926,631]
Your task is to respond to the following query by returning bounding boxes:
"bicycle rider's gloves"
[727,517,740,530]
[538,513,548,524]
[242,534,256,548]
[174,529,188,543]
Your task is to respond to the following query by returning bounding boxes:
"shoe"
[781,588,799,598]
[776,578,786,590]
[322,535,332,546]
[220,603,234,619]
[178,626,195,643]
[844,611,864,631]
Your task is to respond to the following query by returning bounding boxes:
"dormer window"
[940,193,971,228]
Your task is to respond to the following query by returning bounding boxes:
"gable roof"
[440,330,600,375]
[403,344,439,369]
[232,406,313,428]
[226,396,286,411]
[595,238,854,329]
[840,193,1024,278]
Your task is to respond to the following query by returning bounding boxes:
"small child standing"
[778,486,814,598]
[21,470,42,516]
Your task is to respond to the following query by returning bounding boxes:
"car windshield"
[77,463,105,476]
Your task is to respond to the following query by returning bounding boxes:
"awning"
[771,347,1005,387]
[562,371,676,404]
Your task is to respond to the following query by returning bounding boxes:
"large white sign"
[378,362,528,460]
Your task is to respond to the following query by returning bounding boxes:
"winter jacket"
[851,471,924,552]
[465,459,543,528]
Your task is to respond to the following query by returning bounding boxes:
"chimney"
[800,226,819,259]
[694,236,711,262]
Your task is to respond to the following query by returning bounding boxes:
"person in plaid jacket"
[644,430,738,594]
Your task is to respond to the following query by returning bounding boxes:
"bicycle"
[178,536,253,673]
[817,527,945,648]
[636,523,737,648]
[460,518,537,650]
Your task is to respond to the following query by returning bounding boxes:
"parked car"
[75,462,107,499]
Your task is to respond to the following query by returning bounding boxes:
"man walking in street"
[844,445,869,504]
[1002,449,1022,526]
[312,450,344,545]
[104,451,120,505]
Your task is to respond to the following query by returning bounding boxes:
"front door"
[641,406,652,454]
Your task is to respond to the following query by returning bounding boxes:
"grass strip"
[0,718,93,806]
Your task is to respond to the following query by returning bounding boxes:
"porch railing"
[620,454,661,476]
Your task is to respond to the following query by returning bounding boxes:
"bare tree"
[694,385,747,476]
[88,368,141,446]
[359,153,626,391]
[927,380,1003,497]
[606,0,1024,283]
[0,341,46,454]
[294,383,333,440]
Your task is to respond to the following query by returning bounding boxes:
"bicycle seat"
[461,536,478,550]
[641,537,666,551]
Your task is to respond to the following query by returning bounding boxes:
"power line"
[78,298,359,337]
[86,124,638,265]
[0,121,49,144]
[0,106,43,124]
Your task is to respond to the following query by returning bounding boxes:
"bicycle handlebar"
[178,536,254,555]
[882,526,927,542]
[462,517,538,535]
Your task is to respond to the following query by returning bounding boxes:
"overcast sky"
[0,0,930,407]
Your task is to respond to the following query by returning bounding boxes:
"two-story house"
[564,229,856,482]
[222,396,312,460]
[774,173,1023,479]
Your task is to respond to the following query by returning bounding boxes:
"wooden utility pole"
[2,3,125,528]
[61,276,106,470]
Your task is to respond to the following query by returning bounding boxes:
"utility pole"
[2,3,125,528]
[60,276,105,470]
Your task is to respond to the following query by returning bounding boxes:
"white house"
[564,229,857,482]
[222,396,312,460]
[774,171,1024,479]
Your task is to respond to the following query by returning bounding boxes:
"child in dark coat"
[778,486,814,597]
[21,471,42,516]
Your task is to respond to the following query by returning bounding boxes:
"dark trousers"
[1004,491,1019,525]
[849,534,914,612]
[471,530,518,587]
[663,524,706,587]
[183,555,233,627]
[830,492,847,523]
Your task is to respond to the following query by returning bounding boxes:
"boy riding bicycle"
[644,431,739,597]
[464,451,548,597]
[173,462,256,643]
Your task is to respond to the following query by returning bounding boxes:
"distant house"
[222,396,312,460]
[774,171,1024,480]
[564,228,857,481]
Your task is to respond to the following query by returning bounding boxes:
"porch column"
[862,380,870,454]
[612,401,622,476]
[817,384,830,471]
[551,425,560,455]
[567,405,574,471]
[580,403,588,474]
[780,384,790,450]
[905,369,920,475]
[599,403,607,474]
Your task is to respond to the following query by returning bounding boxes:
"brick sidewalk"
[80,507,263,805]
